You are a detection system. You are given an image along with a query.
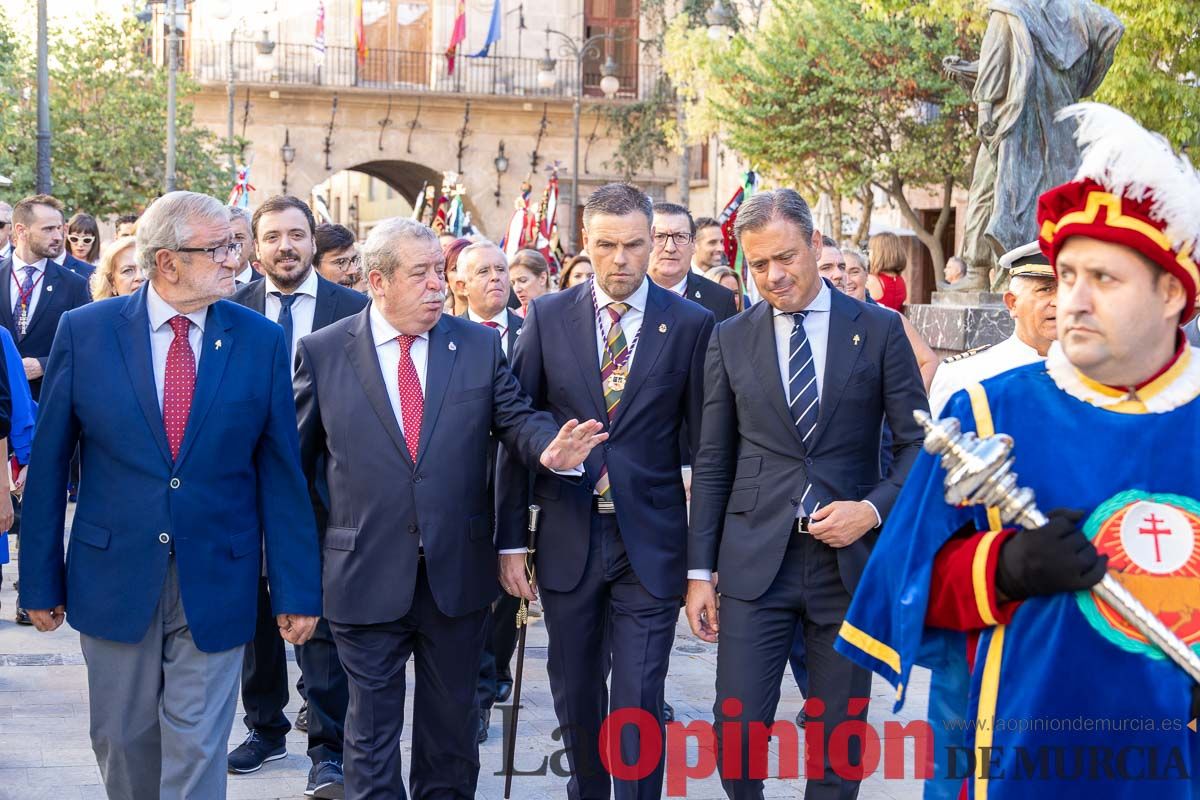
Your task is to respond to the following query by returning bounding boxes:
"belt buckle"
[796,516,811,534]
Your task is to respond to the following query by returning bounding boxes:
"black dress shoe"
[663,702,675,723]
[15,607,31,626]
[478,708,491,744]
[495,680,514,704]
[295,701,309,733]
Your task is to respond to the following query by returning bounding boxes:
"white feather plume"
[1057,102,1200,256]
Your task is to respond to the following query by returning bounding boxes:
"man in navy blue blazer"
[294,217,605,800]
[18,191,322,800]
[497,184,714,800]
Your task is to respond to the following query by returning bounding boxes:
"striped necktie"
[594,302,629,499]
[788,311,821,510]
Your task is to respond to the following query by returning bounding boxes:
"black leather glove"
[995,508,1108,601]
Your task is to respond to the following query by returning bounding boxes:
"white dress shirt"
[10,253,48,322]
[52,251,66,266]
[264,268,319,357]
[591,275,649,371]
[146,282,206,411]
[235,265,256,285]
[668,275,688,296]
[467,307,513,356]
[369,304,428,432]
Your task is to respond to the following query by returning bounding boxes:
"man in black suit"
[55,247,95,282]
[686,189,927,800]
[1,195,92,401]
[497,184,714,800]
[228,205,263,288]
[295,217,605,800]
[649,203,738,323]
[228,195,367,799]
[455,240,524,741]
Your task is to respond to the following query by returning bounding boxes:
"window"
[688,141,710,182]
[583,0,639,97]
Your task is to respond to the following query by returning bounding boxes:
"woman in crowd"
[89,237,145,300]
[66,213,101,265]
[510,249,551,316]
[704,265,746,312]
[559,255,594,290]
[442,237,472,315]
[866,231,908,311]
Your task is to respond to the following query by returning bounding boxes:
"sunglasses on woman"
[68,234,96,246]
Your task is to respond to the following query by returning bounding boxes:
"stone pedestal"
[905,291,1014,358]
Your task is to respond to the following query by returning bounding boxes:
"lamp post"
[705,0,734,40]
[493,141,509,206]
[281,129,296,195]
[536,28,620,252]
[213,5,274,185]
[36,0,51,193]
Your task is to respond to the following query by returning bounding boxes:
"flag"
[446,0,467,75]
[354,0,368,68]
[718,170,758,290]
[469,0,502,58]
[502,181,534,258]
[534,169,561,271]
[227,165,255,208]
[313,1,326,68]
[410,181,428,220]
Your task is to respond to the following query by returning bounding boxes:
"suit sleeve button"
[158,532,170,544]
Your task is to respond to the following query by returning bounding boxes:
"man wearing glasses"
[648,203,739,323]
[19,190,322,799]
[314,222,367,292]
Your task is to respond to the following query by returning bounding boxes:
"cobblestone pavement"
[0,529,930,800]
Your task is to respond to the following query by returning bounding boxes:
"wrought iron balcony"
[188,40,659,101]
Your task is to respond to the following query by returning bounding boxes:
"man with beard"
[229,195,366,798]
[692,216,727,273]
[315,223,366,293]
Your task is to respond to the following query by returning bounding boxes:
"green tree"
[689,0,977,269]
[864,0,1200,159]
[0,13,231,217]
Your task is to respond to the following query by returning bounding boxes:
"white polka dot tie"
[163,315,195,460]
[396,335,424,461]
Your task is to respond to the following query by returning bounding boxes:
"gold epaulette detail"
[943,343,995,364]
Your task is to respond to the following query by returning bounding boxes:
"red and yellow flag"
[446,0,467,75]
[354,0,368,68]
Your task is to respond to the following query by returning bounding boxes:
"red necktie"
[163,315,196,460]
[481,321,500,329]
[396,335,424,461]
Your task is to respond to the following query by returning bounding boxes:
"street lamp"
[138,0,191,192]
[493,141,509,206]
[706,0,734,40]
[214,7,274,185]
[536,26,620,251]
[281,129,296,195]
[254,28,277,70]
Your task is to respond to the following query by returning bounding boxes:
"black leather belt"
[793,516,813,534]
[592,497,617,515]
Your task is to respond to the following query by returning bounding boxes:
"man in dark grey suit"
[294,218,605,800]
[686,189,927,800]
[228,195,367,798]
[649,202,739,323]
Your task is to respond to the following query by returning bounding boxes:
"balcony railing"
[188,40,659,101]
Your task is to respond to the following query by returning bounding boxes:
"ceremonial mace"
[915,410,1200,687]
[503,504,541,799]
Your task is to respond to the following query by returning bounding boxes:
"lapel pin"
[215,339,222,350]
[658,323,668,333]
[852,334,861,346]
[45,285,53,293]
[693,291,701,299]
[448,341,457,351]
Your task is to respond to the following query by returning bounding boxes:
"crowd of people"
[2,101,1199,800]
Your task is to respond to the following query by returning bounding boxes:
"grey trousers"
[80,559,242,800]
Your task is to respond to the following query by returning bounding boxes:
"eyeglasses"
[329,254,361,270]
[652,231,694,248]
[176,241,244,264]
[68,234,96,246]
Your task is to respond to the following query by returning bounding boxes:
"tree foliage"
[0,12,231,218]
[682,0,977,264]
[863,0,1200,160]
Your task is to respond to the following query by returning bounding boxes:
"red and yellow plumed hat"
[1038,103,1200,322]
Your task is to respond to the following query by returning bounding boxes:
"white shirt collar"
[592,274,649,313]
[11,253,46,273]
[146,282,207,333]
[669,275,689,296]
[370,303,430,348]
[467,306,509,330]
[52,251,66,266]
[264,267,318,299]
[235,265,255,284]
[772,279,832,317]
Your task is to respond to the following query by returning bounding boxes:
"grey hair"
[459,240,506,268]
[227,205,253,228]
[582,183,653,230]
[1007,273,1053,296]
[842,247,866,267]
[136,191,230,279]
[360,217,440,282]
[733,188,814,243]
[0,201,11,216]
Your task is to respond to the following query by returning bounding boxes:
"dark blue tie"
[274,293,297,362]
[788,311,821,510]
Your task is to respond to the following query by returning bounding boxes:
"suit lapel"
[506,311,522,356]
[685,272,704,304]
[24,262,63,341]
[562,288,608,423]
[609,282,672,430]
[249,279,267,315]
[748,302,807,450]
[116,289,173,468]
[344,309,413,467]
[0,261,13,334]
[415,318,456,465]
[173,301,233,469]
[312,274,336,331]
[809,290,865,449]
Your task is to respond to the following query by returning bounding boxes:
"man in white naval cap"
[928,241,1058,416]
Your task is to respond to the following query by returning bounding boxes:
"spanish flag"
[354,0,368,68]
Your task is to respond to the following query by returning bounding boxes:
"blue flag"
[469,0,502,58]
